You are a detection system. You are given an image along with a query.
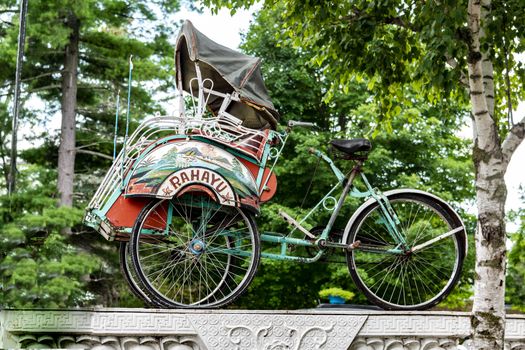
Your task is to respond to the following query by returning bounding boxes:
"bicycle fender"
[342,189,468,254]
[125,140,260,213]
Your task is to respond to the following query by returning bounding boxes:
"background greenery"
[0,1,523,311]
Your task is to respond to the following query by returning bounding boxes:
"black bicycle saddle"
[330,138,372,155]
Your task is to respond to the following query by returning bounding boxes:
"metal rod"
[296,182,341,227]
[309,148,345,182]
[260,233,315,247]
[360,172,406,246]
[321,163,362,239]
[194,62,204,117]
[260,131,289,193]
[121,55,133,188]
[8,0,29,195]
[113,90,120,160]
[410,226,464,253]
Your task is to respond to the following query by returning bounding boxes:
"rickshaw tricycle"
[85,20,467,310]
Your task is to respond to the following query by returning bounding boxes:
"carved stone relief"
[349,337,462,350]
[15,335,201,350]
[186,313,368,350]
[1,310,524,350]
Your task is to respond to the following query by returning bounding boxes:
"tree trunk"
[471,156,507,349]
[468,1,507,349]
[57,12,79,208]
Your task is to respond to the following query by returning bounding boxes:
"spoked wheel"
[119,241,166,307]
[129,195,260,308]
[346,193,466,310]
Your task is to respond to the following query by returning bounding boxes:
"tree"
[0,0,192,307]
[205,1,525,347]
[233,7,476,310]
[0,0,182,206]
[0,166,102,308]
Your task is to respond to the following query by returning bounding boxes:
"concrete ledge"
[1,308,524,349]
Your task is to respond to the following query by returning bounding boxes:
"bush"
[319,287,355,301]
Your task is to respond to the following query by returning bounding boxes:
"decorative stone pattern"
[186,313,367,350]
[2,309,194,335]
[357,312,471,337]
[1,309,524,350]
[14,335,201,350]
[349,337,462,350]
[505,315,525,340]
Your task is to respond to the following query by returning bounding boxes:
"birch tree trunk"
[467,0,524,348]
[57,12,79,208]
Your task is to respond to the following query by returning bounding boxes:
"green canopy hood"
[175,20,279,130]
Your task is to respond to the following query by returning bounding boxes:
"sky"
[173,7,525,221]
[174,6,259,50]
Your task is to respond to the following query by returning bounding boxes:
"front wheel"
[129,195,260,308]
[346,192,466,310]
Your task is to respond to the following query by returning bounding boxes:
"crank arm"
[410,226,464,253]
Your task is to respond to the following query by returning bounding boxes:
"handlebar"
[288,120,317,128]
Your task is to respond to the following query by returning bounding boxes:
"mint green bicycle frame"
[191,129,408,263]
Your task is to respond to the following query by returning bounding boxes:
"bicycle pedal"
[278,210,316,239]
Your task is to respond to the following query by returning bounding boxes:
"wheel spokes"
[133,196,258,307]
[350,197,460,308]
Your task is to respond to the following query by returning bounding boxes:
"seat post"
[346,158,364,185]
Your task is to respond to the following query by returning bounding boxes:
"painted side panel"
[237,157,277,202]
[259,169,277,202]
[106,196,150,228]
[126,140,260,211]
[156,168,237,206]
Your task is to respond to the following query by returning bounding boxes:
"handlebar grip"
[288,120,317,128]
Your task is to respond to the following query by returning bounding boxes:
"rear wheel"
[119,241,166,307]
[346,193,466,310]
[130,195,260,308]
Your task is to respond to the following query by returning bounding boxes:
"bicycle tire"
[130,195,260,308]
[346,192,466,310]
[119,241,168,308]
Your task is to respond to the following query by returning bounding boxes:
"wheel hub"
[189,239,206,255]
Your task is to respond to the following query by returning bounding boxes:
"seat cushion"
[330,138,372,155]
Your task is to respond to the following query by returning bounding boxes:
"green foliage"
[234,260,329,309]
[319,287,355,301]
[206,0,525,129]
[506,205,525,312]
[0,166,102,308]
[0,0,184,178]
[3,0,512,311]
[0,165,148,308]
[0,0,189,308]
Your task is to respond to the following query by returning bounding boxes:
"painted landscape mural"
[126,140,260,209]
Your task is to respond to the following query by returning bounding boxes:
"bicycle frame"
[215,129,409,263]
[112,125,408,264]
